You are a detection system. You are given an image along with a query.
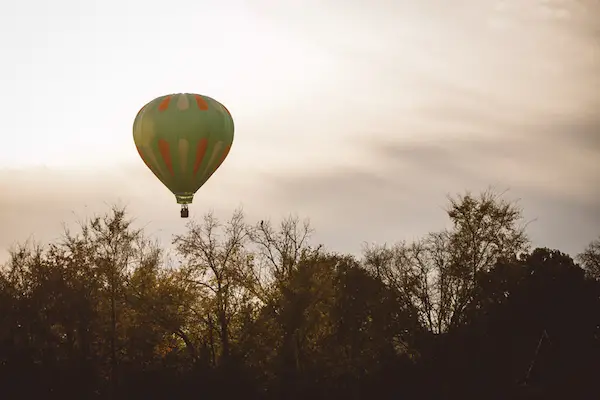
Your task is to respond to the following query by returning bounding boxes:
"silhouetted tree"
[363,188,529,335]
[578,236,600,280]
[0,189,597,400]
[172,209,250,367]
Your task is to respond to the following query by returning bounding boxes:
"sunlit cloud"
[0,0,598,262]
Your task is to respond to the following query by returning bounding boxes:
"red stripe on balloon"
[193,138,208,175]
[158,139,174,175]
[194,95,209,110]
[158,96,172,111]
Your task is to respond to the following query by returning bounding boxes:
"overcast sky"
[1,0,598,262]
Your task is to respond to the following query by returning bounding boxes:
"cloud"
[0,164,266,261]
[1,111,598,265]
[260,167,599,259]
[0,162,331,263]
[259,112,600,257]
[1,0,598,264]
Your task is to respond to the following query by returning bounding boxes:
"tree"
[363,189,530,334]
[363,232,451,334]
[247,215,315,290]
[0,207,158,398]
[577,236,600,280]
[61,206,146,397]
[243,215,317,398]
[2,189,599,399]
[123,244,198,365]
[172,208,250,366]
[447,248,600,399]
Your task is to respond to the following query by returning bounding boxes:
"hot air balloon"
[133,93,234,218]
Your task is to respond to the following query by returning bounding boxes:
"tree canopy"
[1,189,598,400]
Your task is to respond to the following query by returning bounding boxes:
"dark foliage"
[0,191,598,399]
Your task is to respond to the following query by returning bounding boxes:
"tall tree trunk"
[207,314,216,366]
[218,307,230,364]
[109,267,118,399]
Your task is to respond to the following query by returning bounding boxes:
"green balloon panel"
[133,93,234,204]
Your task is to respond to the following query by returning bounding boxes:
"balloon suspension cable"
[180,204,189,218]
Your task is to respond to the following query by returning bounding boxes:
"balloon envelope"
[133,93,234,204]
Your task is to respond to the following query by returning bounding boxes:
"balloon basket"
[180,204,189,218]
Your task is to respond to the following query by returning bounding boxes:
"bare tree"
[363,232,453,334]
[246,215,314,290]
[363,189,530,334]
[172,208,249,364]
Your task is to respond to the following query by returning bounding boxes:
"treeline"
[0,189,598,400]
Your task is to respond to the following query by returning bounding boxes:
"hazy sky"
[1,0,598,262]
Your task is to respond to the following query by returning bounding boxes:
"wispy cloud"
[1,0,598,262]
